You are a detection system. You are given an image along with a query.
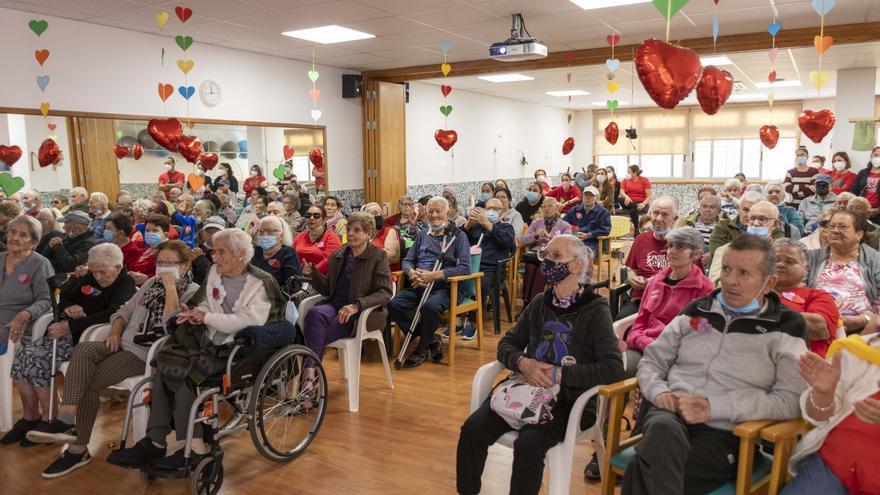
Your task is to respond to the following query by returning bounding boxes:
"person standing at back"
[157,158,185,201]
[783,147,819,209]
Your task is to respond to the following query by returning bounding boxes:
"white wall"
[405,82,579,185]
[1,114,73,192]
[0,7,363,191]
[831,69,877,171]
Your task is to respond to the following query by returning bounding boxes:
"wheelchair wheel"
[249,345,327,462]
[191,457,224,495]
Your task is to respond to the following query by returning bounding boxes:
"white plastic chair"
[299,294,393,412]
[470,361,601,495]
[613,314,637,372]
[1,313,55,431]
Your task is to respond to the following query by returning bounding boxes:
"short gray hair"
[772,237,807,265]
[259,215,293,246]
[132,199,152,216]
[665,227,705,256]
[650,195,679,217]
[700,194,720,206]
[553,234,593,284]
[9,215,42,243]
[214,228,254,262]
[195,199,216,216]
[426,196,449,211]
[763,181,784,195]
[70,186,87,197]
[723,178,743,191]
[741,190,764,205]
[90,192,109,207]
[88,243,123,267]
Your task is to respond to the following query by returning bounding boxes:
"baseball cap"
[582,185,600,196]
[813,174,832,184]
[202,216,226,231]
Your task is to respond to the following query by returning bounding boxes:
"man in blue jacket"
[388,196,471,368]
[564,186,611,255]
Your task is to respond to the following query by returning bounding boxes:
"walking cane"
[46,275,66,421]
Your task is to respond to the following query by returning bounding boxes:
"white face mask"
[164,164,173,171]
[596,175,606,183]
[833,161,846,171]
[250,171,258,177]
[873,157,880,167]
[155,265,180,280]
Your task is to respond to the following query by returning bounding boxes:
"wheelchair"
[114,331,328,495]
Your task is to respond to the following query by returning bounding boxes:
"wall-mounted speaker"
[342,74,363,98]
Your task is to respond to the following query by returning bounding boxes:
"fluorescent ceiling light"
[282,25,374,44]
[755,80,802,88]
[592,101,627,106]
[729,93,766,100]
[700,55,733,66]
[570,0,651,10]
[478,73,534,83]
[546,90,590,97]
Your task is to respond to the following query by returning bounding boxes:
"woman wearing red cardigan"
[293,205,342,275]
[546,172,581,214]
[829,151,857,196]
[243,164,266,196]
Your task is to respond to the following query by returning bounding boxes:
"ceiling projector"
[490,14,547,62]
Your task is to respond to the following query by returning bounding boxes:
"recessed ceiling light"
[755,80,802,88]
[478,73,534,83]
[700,55,733,66]
[546,90,590,96]
[570,0,650,10]
[592,101,628,106]
[282,25,374,44]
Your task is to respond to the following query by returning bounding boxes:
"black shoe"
[0,418,39,445]
[106,437,165,469]
[584,452,601,480]
[26,419,77,444]
[19,420,48,448]
[402,349,427,368]
[151,449,206,471]
[429,334,444,363]
[42,449,91,478]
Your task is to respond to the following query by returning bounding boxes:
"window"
[597,154,684,179]
[692,137,796,180]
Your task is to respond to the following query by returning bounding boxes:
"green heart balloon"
[272,163,286,181]
[29,19,48,36]
[0,172,25,197]
[652,0,689,20]
[607,99,619,111]
[440,105,453,117]
[175,35,193,51]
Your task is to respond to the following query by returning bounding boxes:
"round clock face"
[200,80,222,107]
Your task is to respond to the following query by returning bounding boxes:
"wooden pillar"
[68,117,121,202]
[363,79,407,209]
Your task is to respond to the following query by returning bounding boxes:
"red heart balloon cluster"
[562,137,575,156]
[759,125,780,149]
[309,148,324,168]
[198,153,218,170]
[177,135,202,163]
[148,118,183,153]
[696,66,733,115]
[635,39,703,110]
[604,122,619,145]
[798,109,835,143]
[38,139,61,168]
[0,145,23,166]
[434,129,458,151]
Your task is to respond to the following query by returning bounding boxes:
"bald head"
[745,200,780,231]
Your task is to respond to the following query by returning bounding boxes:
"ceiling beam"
[362,21,880,82]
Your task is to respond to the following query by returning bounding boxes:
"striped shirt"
[783,166,818,208]
[693,218,716,250]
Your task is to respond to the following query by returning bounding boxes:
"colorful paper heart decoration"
[158,83,174,102]
[0,172,25,196]
[566,72,571,82]
[308,70,320,82]
[440,64,452,76]
[272,163,286,181]
[814,35,833,54]
[439,40,450,53]
[605,122,619,145]
[809,70,830,90]
[696,66,733,115]
[768,92,775,107]
[147,118,183,152]
[113,145,130,159]
[567,113,572,124]
[606,34,620,47]
[177,135,202,163]
[37,139,61,167]
[798,109,835,143]
[35,49,49,65]
[759,125,779,149]
[309,148,324,168]
[440,105,453,117]
[198,153,217,170]
[132,144,143,160]
[712,15,719,41]
[310,109,322,122]
[811,0,835,16]
[434,129,458,151]
[36,75,49,92]
[175,35,193,51]
[562,137,575,156]
[768,70,777,83]
[565,51,575,64]
[308,89,320,100]
[177,59,194,74]
[187,173,205,191]
[767,21,782,37]
[607,99,618,111]
[0,145,22,166]
[156,11,169,29]
[768,48,778,62]
[606,58,620,72]
[178,85,195,99]
[440,85,452,97]
[28,19,48,36]
[607,81,620,94]
[283,145,294,160]
[652,0,690,19]
[39,102,50,117]
[175,6,192,22]
[48,123,56,131]
[635,39,702,110]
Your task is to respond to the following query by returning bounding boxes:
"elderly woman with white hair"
[35,207,64,258]
[5,242,135,447]
[456,234,624,495]
[108,228,288,470]
[251,215,301,288]
[88,191,111,242]
[718,178,742,219]
[517,196,573,305]
[364,202,401,271]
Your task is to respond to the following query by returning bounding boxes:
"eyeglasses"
[156,260,182,267]
[537,248,572,263]
[819,219,830,228]
[305,213,323,219]
[825,223,853,232]
[258,229,281,235]
[748,215,773,224]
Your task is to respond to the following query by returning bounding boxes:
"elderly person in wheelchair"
[107,228,289,471]
[27,240,198,478]
[456,234,624,495]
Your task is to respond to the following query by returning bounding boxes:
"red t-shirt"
[864,171,880,208]
[158,171,185,199]
[129,249,157,277]
[830,170,856,196]
[819,391,880,494]
[546,184,582,213]
[625,232,668,299]
[293,229,342,274]
[373,226,400,272]
[120,240,146,273]
[777,287,839,357]
[622,176,652,203]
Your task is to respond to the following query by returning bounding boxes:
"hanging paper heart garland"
[158,83,174,102]
[30,19,52,128]
[308,53,321,123]
[175,6,193,22]
[436,40,456,151]
[35,49,49,65]
[156,11,170,29]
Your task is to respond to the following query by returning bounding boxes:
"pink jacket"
[625,264,715,352]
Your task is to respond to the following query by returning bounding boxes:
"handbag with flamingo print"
[490,372,560,429]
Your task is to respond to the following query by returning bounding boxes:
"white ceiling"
[2,0,878,72]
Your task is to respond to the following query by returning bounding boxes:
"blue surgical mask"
[257,235,278,249]
[796,156,807,165]
[525,191,539,203]
[746,226,769,238]
[654,229,670,235]
[102,230,114,242]
[479,192,492,202]
[485,211,499,223]
[430,222,445,232]
[717,292,760,315]
[145,232,163,248]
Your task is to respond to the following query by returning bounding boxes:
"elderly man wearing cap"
[44,210,97,274]
[563,185,611,255]
[191,215,226,286]
[266,185,281,202]
[799,173,837,233]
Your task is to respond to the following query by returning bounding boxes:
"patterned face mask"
[541,258,571,286]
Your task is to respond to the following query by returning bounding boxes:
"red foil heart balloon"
[113,145,130,159]
[198,152,218,170]
[434,129,458,151]
[0,145,23,166]
[605,122,619,145]
[696,66,733,115]
[635,38,703,109]
[562,137,575,156]
[309,148,324,168]
[147,118,183,152]
[131,144,143,160]
[759,125,780,149]
[177,135,202,163]
[798,109,836,143]
[37,139,61,167]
